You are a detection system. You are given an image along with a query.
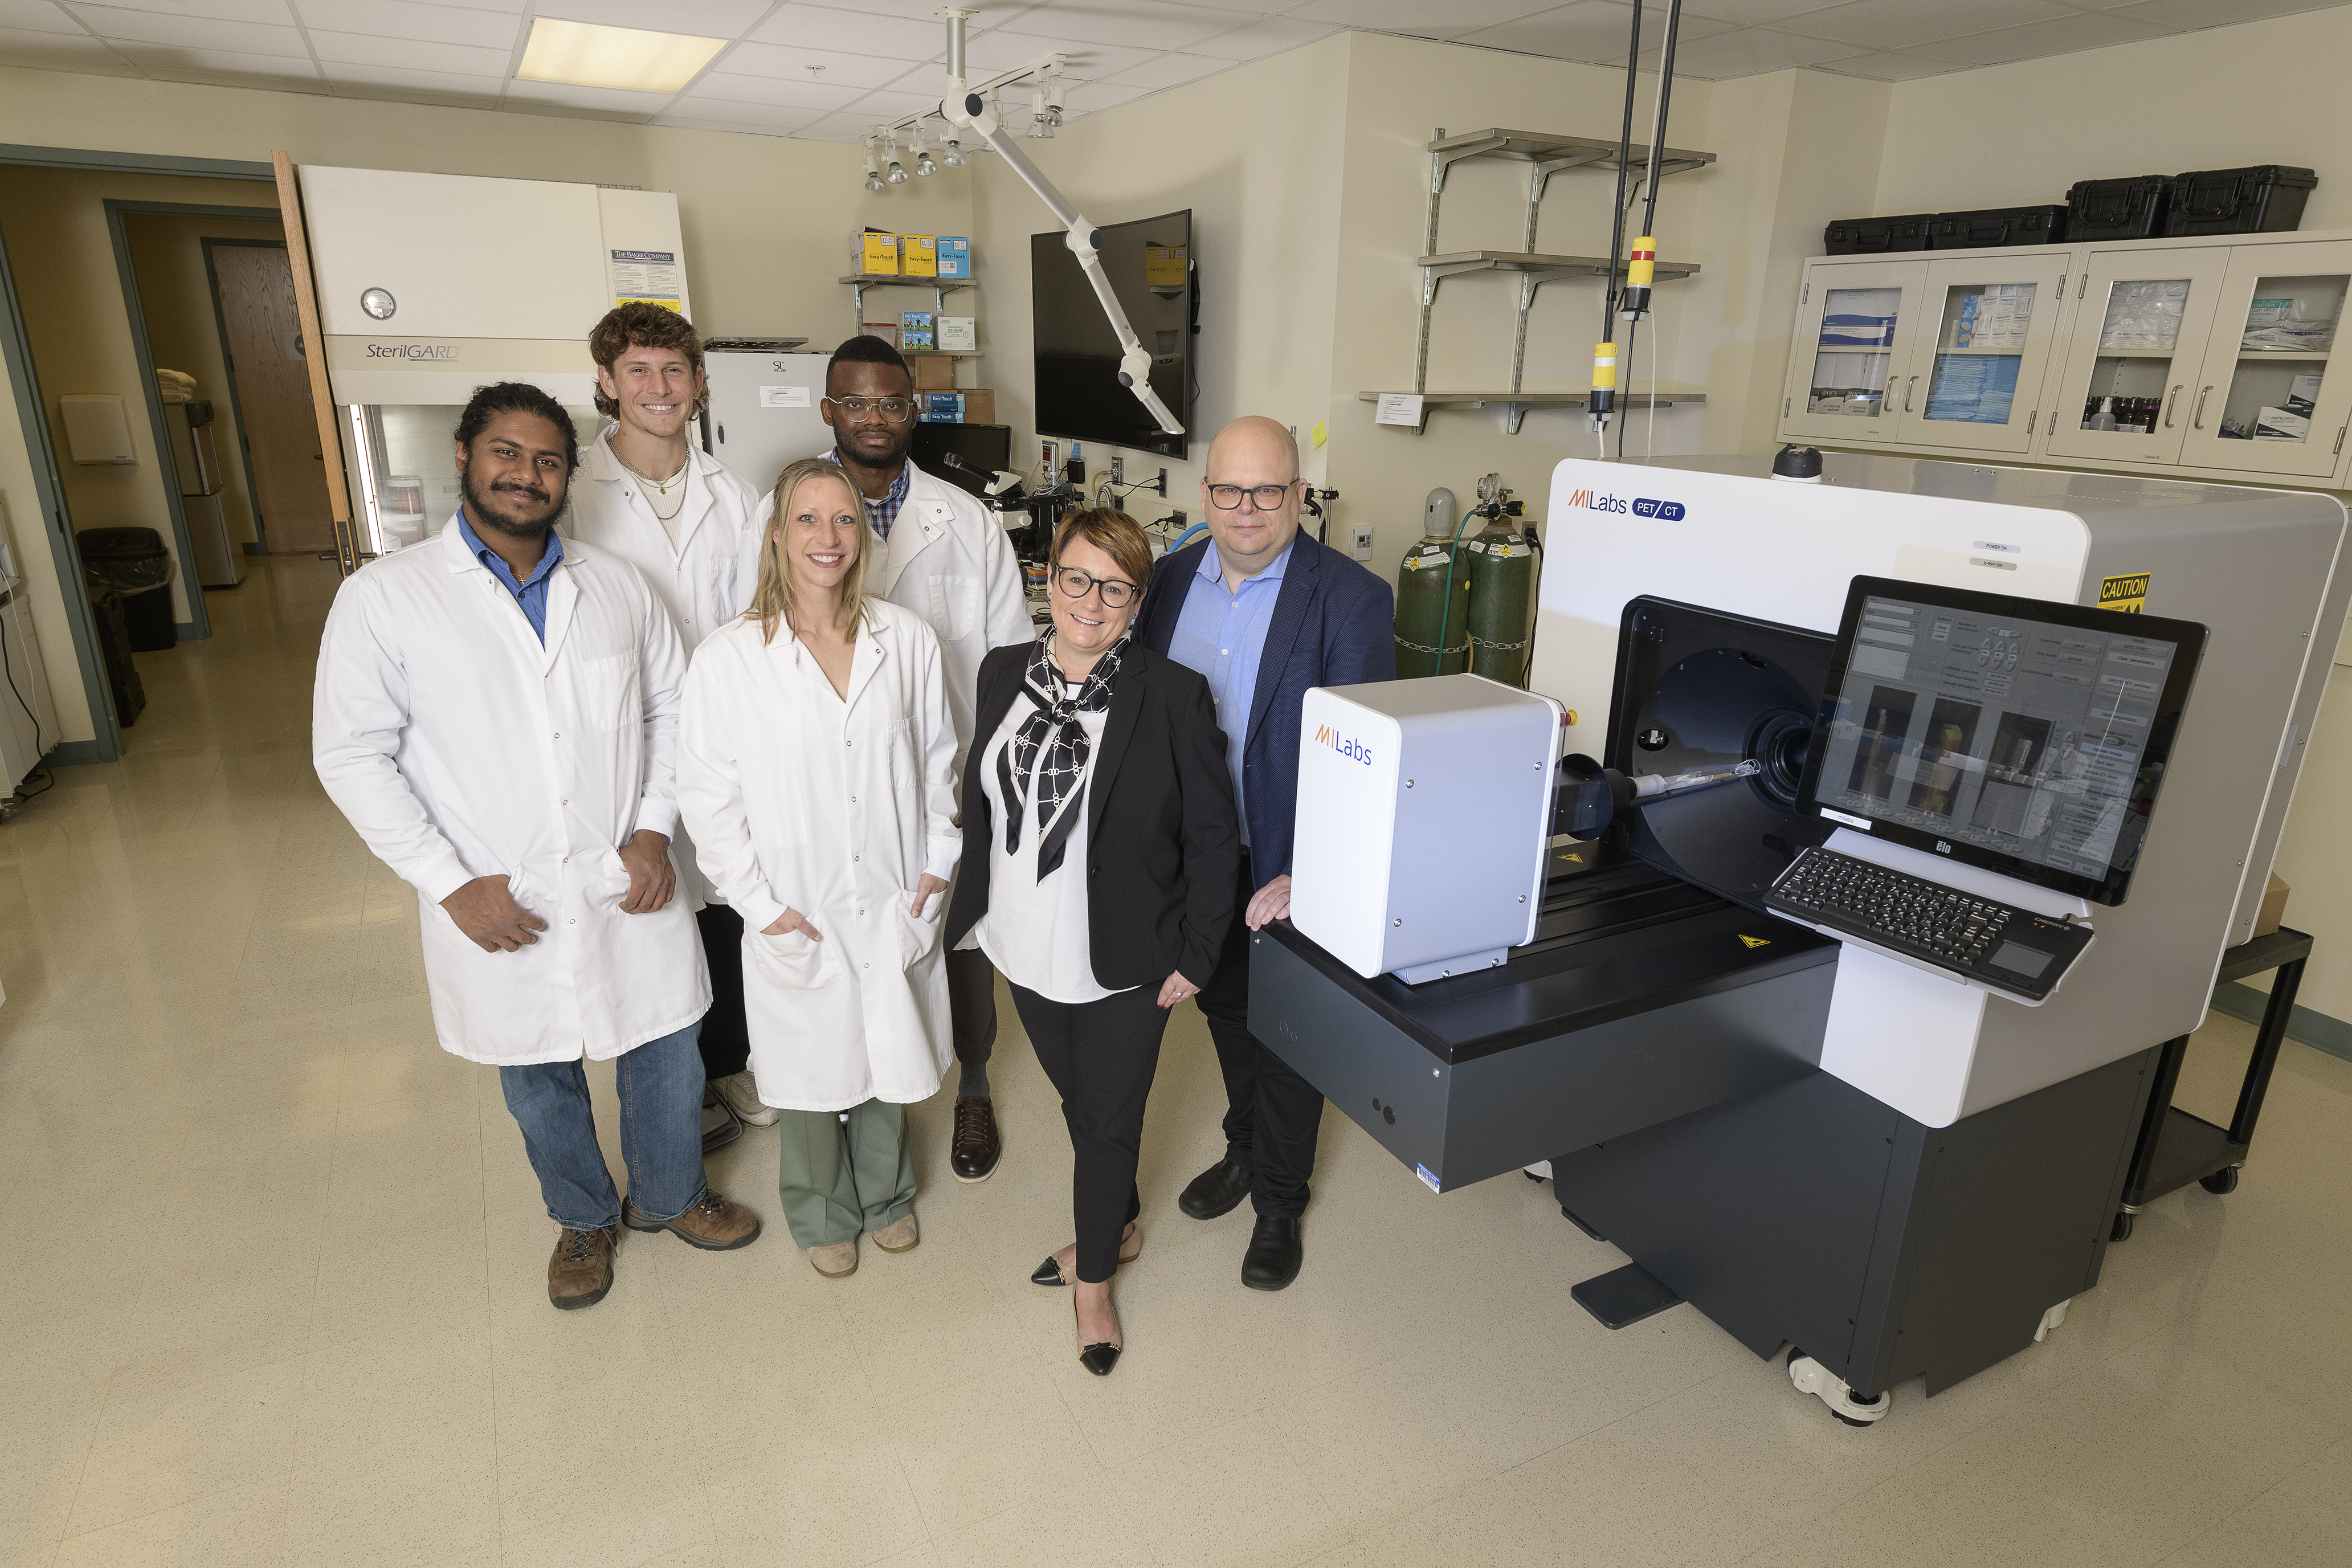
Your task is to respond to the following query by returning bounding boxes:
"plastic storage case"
[1927,205,2069,248]
[1823,214,1933,255]
[2164,166,2317,236]
[2064,175,2171,241]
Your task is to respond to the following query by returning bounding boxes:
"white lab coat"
[562,425,773,908]
[313,519,709,1066]
[740,459,1031,767]
[677,598,961,1111]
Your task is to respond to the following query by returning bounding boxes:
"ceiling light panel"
[516,18,729,94]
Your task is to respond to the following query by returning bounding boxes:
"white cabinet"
[1782,231,2352,491]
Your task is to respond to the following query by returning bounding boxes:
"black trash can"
[79,526,177,652]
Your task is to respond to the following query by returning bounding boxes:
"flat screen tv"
[1031,209,1195,460]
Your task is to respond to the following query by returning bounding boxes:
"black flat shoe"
[1240,1214,1303,1291]
[1030,1224,1140,1287]
[1079,1341,1121,1376]
[1178,1157,1254,1220]
[1031,1255,1066,1287]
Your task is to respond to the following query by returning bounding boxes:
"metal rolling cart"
[2110,925,2313,1241]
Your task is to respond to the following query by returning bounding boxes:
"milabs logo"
[1313,724,1373,766]
[1562,489,1685,521]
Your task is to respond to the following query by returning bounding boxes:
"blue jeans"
[497,1023,707,1231]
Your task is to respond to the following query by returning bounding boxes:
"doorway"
[203,240,336,556]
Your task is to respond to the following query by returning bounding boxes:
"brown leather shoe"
[548,1224,616,1309]
[951,1098,1001,1183]
[622,1189,761,1251]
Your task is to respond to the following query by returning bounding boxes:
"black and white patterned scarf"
[999,630,1127,881]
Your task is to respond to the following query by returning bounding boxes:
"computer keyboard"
[1763,847,2094,1005]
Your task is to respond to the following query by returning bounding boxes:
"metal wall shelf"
[843,273,977,364]
[1359,388,1705,434]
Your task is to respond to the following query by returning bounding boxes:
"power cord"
[1,594,55,811]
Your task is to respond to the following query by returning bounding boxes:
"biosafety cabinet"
[1781,228,2352,489]
[294,165,689,554]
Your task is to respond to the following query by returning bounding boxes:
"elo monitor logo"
[1313,724,1373,766]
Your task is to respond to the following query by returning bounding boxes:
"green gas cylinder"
[1464,518,1535,685]
[1394,487,1472,678]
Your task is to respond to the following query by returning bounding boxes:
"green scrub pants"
[775,1099,916,1248]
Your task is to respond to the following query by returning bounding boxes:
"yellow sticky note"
[1310,420,1328,449]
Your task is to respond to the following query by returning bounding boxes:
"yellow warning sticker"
[2098,572,2150,614]
[1310,420,1328,450]
[1738,934,1771,949]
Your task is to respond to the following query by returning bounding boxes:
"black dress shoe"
[1178,1157,1254,1220]
[1240,1214,1302,1291]
[951,1097,1002,1183]
[1079,1341,1121,1376]
[1031,1255,1067,1287]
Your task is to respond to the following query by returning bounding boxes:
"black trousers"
[946,944,997,1073]
[1010,979,1166,1284]
[693,903,750,1081]
[1197,852,1325,1219]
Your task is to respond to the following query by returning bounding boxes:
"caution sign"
[2098,572,2150,614]
[1738,934,1772,949]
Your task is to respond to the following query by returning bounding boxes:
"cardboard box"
[918,390,995,424]
[937,316,977,352]
[855,228,899,275]
[2253,872,2290,939]
[936,236,971,278]
[908,354,957,390]
[900,311,936,351]
[900,234,937,277]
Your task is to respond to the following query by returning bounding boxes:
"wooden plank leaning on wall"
[270,150,359,575]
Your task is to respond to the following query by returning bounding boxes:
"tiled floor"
[4,555,2350,1568]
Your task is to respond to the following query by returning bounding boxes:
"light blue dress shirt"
[458,511,564,643]
[1163,539,1293,844]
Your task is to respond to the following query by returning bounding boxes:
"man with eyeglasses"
[799,334,1031,1181]
[1134,415,1394,1291]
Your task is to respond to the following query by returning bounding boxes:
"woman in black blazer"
[944,508,1240,1375]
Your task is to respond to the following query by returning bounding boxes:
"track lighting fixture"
[910,128,937,177]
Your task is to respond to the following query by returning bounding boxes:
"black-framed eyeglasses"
[830,395,914,422]
[1207,481,1296,511]
[1053,567,1138,608]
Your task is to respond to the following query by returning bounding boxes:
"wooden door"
[209,243,336,553]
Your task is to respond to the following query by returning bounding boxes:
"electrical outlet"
[1110,453,1125,484]
[1350,525,1375,562]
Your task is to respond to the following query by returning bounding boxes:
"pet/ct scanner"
[1254,452,2346,1423]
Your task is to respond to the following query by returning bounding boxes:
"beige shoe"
[869,1212,920,1253]
[713,1071,780,1126]
[808,1240,858,1277]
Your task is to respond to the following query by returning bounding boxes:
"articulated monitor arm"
[937,11,1183,436]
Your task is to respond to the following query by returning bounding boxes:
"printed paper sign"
[1375,393,1424,427]
[760,386,812,409]
[610,248,680,304]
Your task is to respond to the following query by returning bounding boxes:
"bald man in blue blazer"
[1133,415,1394,1291]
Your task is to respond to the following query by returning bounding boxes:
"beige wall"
[0,321,96,745]
[124,213,283,549]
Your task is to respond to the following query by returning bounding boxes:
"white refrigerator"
[698,344,834,493]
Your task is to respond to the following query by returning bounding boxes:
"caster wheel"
[2110,1212,2134,1243]
[2199,1166,2240,1195]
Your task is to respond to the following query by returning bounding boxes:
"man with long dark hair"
[315,381,761,1311]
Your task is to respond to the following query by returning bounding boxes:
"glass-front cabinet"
[2045,249,2230,467]
[2177,243,2351,479]
[1781,260,1920,443]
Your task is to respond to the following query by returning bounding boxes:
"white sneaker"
[713,1071,779,1126]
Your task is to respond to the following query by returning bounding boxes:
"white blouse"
[975,674,1134,1005]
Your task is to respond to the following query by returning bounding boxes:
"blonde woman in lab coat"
[678,456,959,1277]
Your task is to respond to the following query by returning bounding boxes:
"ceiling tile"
[682,70,863,111]
[1282,0,1559,37]
[530,0,767,35]
[748,3,944,59]
[1100,48,1229,89]
[995,0,1267,52]
[2109,0,2340,25]
[1811,47,1962,77]
[318,59,504,96]
[107,39,321,74]
[1461,2,1736,59]
[1610,24,1864,72]
[833,84,950,121]
[500,96,657,124]
[81,0,308,22]
[720,38,912,88]
[1,0,89,30]
[780,108,884,141]
[0,22,138,68]
[652,93,824,128]
[500,76,671,113]
[1677,0,1838,21]
[330,81,509,109]
[1907,9,2179,63]
[1154,0,1295,11]
[1059,76,1152,112]
[957,27,1158,78]
[1186,15,1342,59]
[648,113,795,136]
[291,0,520,49]
[63,4,309,54]
[305,28,508,74]
[1774,0,2079,50]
